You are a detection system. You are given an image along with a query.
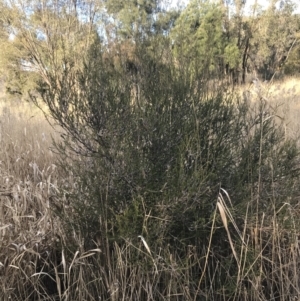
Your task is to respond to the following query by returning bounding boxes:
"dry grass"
[241,76,300,141]
[267,77,300,141]
[0,97,64,300]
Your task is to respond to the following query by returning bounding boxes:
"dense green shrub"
[34,37,300,300]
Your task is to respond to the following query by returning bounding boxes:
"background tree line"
[0,0,300,95]
[1,0,300,300]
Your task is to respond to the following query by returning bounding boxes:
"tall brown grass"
[0,98,63,300]
[242,76,300,142]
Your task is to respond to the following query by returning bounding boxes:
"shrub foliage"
[25,36,300,300]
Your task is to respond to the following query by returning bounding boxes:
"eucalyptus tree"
[170,0,251,84]
[0,0,103,95]
[170,0,227,81]
[105,0,158,40]
[249,0,298,80]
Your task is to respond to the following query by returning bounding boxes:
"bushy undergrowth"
[1,50,300,300]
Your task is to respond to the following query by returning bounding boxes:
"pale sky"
[168,0,300,13]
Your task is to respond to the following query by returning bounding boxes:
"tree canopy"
[1,0,300,92]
